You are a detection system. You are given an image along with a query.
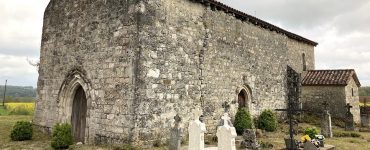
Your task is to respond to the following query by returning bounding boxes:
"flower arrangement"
[300,135,311,143]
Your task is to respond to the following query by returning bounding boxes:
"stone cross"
[345,103,353,114]
[344,103,355,131]
[321,101,333,138]
[222,101,230,113]
[169,114,183,150]
[217,113,237,150]
[188,109,207,150]
[322,101,329,112]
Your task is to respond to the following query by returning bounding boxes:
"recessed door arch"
[57,70,92,143]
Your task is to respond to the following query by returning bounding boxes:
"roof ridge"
[190,0,318,46]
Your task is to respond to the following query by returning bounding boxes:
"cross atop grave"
[323,101,329,111]
[192,108,202,121]
[222,101,230,113]
[174,114,182,128]
[345,103,353,114]
[221,113,231,127]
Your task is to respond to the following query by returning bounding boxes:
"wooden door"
[71,86,87,143]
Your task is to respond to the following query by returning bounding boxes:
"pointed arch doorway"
[57,70,92,144]
[237,86,252,110]
[71,85,87,143]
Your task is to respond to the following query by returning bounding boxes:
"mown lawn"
[1,111,370,149]
[258,123,370,150]
[0,115,51,150]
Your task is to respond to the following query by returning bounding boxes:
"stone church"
[34,0,318,145]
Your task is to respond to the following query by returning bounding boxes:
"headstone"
[169,114,183,150]
[216,113,237,150]
[303,142,318,150]
[241,129,260,150]
[361,114,370,127]
[321,101,333,138]
[344,103,355,131]
[188,108,207,150]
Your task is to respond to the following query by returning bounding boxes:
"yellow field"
[4,103,35,115]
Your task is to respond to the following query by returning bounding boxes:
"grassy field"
[258,123,370,150]
[0,115,51,149]
[0,102,35,115]
[1,109,370,149]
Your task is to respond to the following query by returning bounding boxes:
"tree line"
[0,85,36,102]
[360,86,370,96]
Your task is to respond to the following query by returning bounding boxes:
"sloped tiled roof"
[302,69,361,87]
[189,0,318,46]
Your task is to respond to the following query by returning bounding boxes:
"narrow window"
[352,88,354,97]
[302,53,307,71]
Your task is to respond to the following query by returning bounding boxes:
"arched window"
[238,89,248,108]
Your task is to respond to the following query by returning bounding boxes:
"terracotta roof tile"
[302,69,361,86]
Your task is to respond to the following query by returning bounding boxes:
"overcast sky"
[0,0,369,87]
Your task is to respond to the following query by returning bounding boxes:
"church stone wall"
[35,0,143,144]
[35,0,316,146]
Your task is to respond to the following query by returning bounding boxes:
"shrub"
[257,109,277,132]
[234,108,253,135]
[10,121,33,141]
[51,123,73,149]
[304,127,318,139]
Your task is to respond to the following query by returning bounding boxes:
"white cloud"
[1,0,370,87]
[0,0,49,86]
[219,0,370,86]
[0,54,38,86]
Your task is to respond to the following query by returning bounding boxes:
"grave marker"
[216,113,237,150]
[188,108,207,150]
[169,114,183,150]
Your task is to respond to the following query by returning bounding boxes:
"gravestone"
[344,103,355,131]
[240,129,260,150]
[320,101,333,138]
[361,99,370,128]
[169,114,183,150]
[188,108,207,150]
[216,113,237,150]
[303,142,318,150]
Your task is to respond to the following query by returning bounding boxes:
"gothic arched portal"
[71,85,87,143]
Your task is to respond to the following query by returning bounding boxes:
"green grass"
[258,123,370,150]
[0,115,51,149]
[0,105,9,115]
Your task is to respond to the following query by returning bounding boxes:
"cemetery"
[2,0,370,149]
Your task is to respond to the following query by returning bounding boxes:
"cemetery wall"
[35,0,316,145]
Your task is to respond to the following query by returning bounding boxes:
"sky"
[0,0,369,87]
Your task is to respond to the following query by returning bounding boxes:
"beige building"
[301,69,361,123]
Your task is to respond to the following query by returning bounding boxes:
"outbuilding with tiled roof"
[301,69,361,123]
